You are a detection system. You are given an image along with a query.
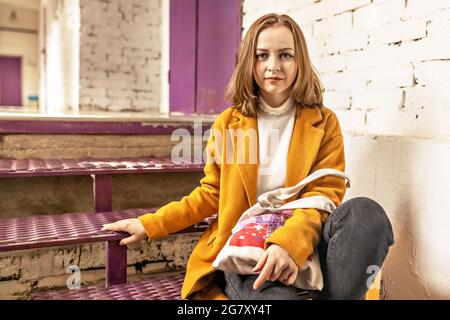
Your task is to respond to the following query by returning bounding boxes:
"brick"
[131,99,153,109]
[243,0,291,16]
[368,18,427,47]
[426,9,450,38]
[0,280,30,300]
[351,88,404,110]
[80,87,107,98]
[353,0,406,30]
[290,0,371,24]
[405,0,450,19]
[313,12,352,39]
[100,79,131,91]
[311,30,368,55]
[346,44,404,70]
[107,72,136,84]
[79,96,92,105]
[300,23,313,44]
[364,108,450,137]
[364,109,413,135]
[334,109,366,134]
[404,86,450,113]
[107,98,132,108]
[0,257,20,279]
[323,90,351,110]
[401,36,450,62]
[413,61,450,87]
[320,71,366,91]
[365,65,414,88]
[135,92,156,101]
[36,273,74,290]
[313,53,346,73]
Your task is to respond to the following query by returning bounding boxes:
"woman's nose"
[267,56,281,72]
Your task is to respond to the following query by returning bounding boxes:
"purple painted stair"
[33,272,186,300]
[0,208,211,252]
[32,271,315,300]
[0,208,213,287]
[0,157,204,178]
[0,157,205,213]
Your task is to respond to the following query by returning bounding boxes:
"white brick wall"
[79,0,161,112]
[244,0,450,138]
[243,0,450,299]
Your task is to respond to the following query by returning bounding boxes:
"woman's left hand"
[252,244,298,290]
[101,218,148,246]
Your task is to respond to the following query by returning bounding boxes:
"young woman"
[102,13,394,300]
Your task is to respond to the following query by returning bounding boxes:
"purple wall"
[0,56,22,107]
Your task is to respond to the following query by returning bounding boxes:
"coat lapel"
[284,107,324,202]
[228,106,325,207]
[228,110,258,207]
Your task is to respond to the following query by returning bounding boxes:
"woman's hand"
[101,218,148,246]
[252,244,298,290]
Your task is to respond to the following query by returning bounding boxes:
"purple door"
[169,0,197,114]
[169,0,242,115]
[196,0,241,114]
[0,56,22,106]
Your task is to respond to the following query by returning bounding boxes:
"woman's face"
[254,25,298,106]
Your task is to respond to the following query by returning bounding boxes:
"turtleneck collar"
[257,94,295,117]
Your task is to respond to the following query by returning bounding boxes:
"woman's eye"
[256,53,292,60]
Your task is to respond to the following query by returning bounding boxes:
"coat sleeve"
[265,111,347,268]
[138,123,221,240]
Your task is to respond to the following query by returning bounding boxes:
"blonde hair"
[224,13,323,117]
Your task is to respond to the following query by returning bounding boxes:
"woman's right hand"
[101,218,148,246]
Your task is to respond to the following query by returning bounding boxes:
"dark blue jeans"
[221,197,395,300]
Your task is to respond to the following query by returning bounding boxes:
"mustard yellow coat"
[138,105,347,300]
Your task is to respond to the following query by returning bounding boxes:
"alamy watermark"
[66,265,81,290]
[171,121,281,176]
[366,265,381,289]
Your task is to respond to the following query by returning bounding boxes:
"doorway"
[0,56,22,106]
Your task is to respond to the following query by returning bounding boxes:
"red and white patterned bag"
[212,169,350,291]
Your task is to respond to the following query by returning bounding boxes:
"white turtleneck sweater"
[256,95,296,198]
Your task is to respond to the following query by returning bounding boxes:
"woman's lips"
[265,77,283,83]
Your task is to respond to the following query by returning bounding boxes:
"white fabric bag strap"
[235,169,351,228]
[257,168,350,208]
[278,195,337,212]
